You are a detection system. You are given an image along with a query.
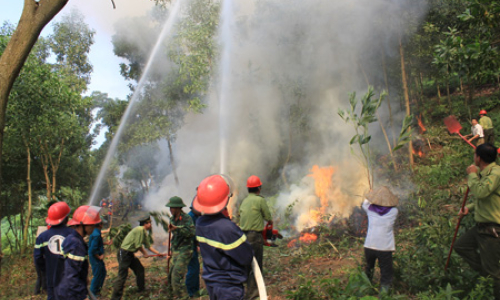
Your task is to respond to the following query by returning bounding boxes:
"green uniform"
[480,115,495,144]
[239,193,272,300]
[455,162,500,300]
[121,226,151,252]
[167,212,195,300]
[112,226,150,300]
[239,193,272,232]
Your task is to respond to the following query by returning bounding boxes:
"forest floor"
[0,236,363,300]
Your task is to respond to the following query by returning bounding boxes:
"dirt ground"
[0,236,363,300]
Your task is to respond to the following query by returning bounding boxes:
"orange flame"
[299,233,318,244]
[412,148,424,157]
[307,165,336,220]
[417,115,426,134]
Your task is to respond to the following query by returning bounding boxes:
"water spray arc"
[218,0,234,176]
[88,0,183,205]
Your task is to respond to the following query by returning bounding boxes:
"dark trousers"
[364,247,394,288]
[207,284,244,300]
[34,263,46,295]
[484,128,495,144]
[90,258,107,295]
[455,225,500,300]
[111,249,145,300]
[243,231,263,300]
[186,250,200,296]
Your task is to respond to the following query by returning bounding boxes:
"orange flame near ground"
[307,165,336,220]
[417,115,426,134]
[299,233,318,244]
[412,148,424,158]
[287,233,319,248]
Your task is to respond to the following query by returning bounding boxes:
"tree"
[0,0,70,261]
[49,8,95,93]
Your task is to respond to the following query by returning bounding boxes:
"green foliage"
[393,115,413,152]
[338,86,385,189]
[109,223,132,249]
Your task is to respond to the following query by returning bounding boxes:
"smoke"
[127,0,426,231]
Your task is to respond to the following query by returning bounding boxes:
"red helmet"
[247,175,262,188]
[480,110,487,115]
[46,202,71,226]
[68,205,102,226]
[193,175,231,215]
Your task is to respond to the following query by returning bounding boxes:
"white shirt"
[471,124,484,138]
[362,199,398,251]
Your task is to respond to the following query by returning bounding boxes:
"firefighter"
[55,205,101,300]
[193,175,254,300]
[165,196,195,300]
[479,110,495,144]
[111,213,165,300]
[238,175,273,300]
[455,143,500,300]
[34,201,73,300]
[89,220,112,296]
[185,206,200,297]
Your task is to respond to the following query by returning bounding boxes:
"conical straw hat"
[365,186,399,207]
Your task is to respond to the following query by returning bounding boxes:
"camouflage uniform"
[167,211,195,300]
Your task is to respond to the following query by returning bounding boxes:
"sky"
[0,0,156,100]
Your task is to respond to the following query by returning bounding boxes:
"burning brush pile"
[277,164,370,249]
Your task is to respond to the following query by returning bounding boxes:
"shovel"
[445,187,470,271]
[443,116,476,149]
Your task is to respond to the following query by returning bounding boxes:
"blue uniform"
[88,227,106,295]
[55,231,89,300]
[196,213,253,300]
[34,225,74,300]
[186,211,200,296]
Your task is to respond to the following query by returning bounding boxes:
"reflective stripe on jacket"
[196,213,253,285]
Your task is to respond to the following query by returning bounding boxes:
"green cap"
[166,196,186,208]
[138,212,151,223]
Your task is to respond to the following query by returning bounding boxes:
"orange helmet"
[68,205,102,226]
[46,202,71,226]
[193,175,231,215]
[480,110,487,115]
[247,175,262,188]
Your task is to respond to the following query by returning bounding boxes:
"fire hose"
[252,257,268,300]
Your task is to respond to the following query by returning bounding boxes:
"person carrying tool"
[238,175,273,300]
[185,205,200,297]
[465,119,485,146]
[479,110,495,144]
[111,213,165,300]
[34,201,74,300]
[88,220,112,296]
[193,175,254,300]
[55,205,101,300]
[455,143,500,300]
[165,196,195,300]
[362,186,399,293]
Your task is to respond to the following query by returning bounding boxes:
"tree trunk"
[166,136,179,187]
[282,106,292,189]
[40,139,52,201]
[49,139,64,201]
[22,144,32,254]
[0,0,69,261]
[437,83,442,102]
[399,35,414,169]
[446,70,451,113]
[381,50,396,147]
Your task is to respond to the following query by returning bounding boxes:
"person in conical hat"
[362,186,399,293]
